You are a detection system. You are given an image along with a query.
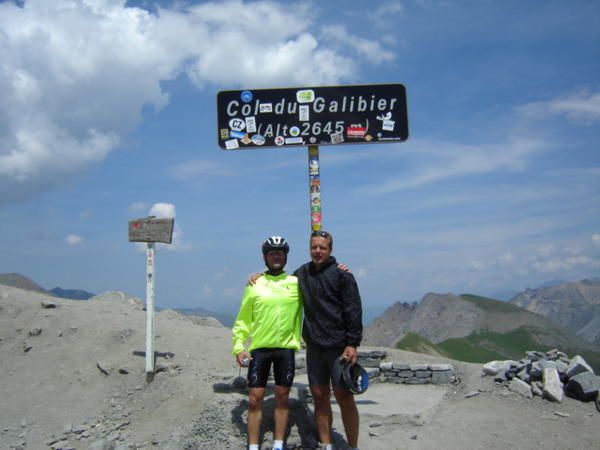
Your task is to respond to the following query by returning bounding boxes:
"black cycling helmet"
[331,356,369,395]
[262,236,289,255]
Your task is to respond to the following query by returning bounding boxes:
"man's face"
[310,236,332,266]
[265,250,287,271]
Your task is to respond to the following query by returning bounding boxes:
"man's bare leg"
[310,384,333,444]
[333,386,359,448]
[248,387,265,445]
[274,385,291,441]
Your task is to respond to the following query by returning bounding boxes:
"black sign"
[128,218,174,244]
[216,84,408,150]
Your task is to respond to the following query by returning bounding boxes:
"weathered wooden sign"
[216,83,408,150]
[128,217,174,244]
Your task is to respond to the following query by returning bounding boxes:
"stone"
[565,371,600,401]
[509,378,533,398]
[365,367,380,378]
[482,360,510,376]
[553,411,570,418]
[465,391,480,398]
[392,363,410,370]
[96,361,111,376]
[379,362,393,371]
[410,364,428,371]
[89,439,115,450]
[118,367,129,375]
[28,328,42,336]
[41,300,57,309]
[396,370,413,377]
[430,364,453,371]
[543,367,564,403]
[359,357,382,368]
[415,370,431,378]
[432,371,453,385]
[566,355,594,378]
[531,382,543,397]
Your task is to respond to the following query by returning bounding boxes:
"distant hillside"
[49,287,95,300]
[0,273,47,293]
[510,278,600,345]
[173,307,236,328]
[366,292,600,371]
[0,272,96,301]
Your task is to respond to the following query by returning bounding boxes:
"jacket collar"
[310,256,336,274]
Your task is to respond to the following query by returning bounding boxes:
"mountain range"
[0,273,95,300]
[509,278,600,345]
[364,283,600,371]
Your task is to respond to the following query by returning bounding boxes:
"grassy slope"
[395,293,600,371]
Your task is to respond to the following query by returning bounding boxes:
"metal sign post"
[308,145,322,231]
[128,216,174,381]
[145,242,155,376]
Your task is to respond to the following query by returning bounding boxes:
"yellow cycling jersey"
[231,272,303,356]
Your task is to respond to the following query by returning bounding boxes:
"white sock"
[273,439,284,449]
[319,444,333,450]
[249,445,259,450]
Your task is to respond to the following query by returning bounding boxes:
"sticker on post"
[241,90,253,103]
[230,130,246,139]
[347,124,367,138]
[296,89,315,103]
[225,139,239,150]
[251,134,266,146]
[285,137,303,144]
[220,128,229,140]
[299,105,309,121]
[383,119,395,131]
[260,103,273,113]
[245,116,257,133]
[274,136,285,146]
[289,126,300,137]
[229,118,245,132]
[241,135,252,145]
[330,131,344,144]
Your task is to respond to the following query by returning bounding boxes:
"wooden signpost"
[128,217,174,380]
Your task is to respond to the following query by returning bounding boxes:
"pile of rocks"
[358,351,456,385]
[482,349,600,405]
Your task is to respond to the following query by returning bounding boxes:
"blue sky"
[1,0,599,320]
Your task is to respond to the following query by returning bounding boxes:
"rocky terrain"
[1,284,600,450]
[510,278,600,345]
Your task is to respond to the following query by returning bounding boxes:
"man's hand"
[337,263,351,272]
[236,351,251,367]
[341,346,358,365]
[247,272,263,286]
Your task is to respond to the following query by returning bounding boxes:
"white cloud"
[365,136,545,193]
[321,25,395,65]
[593,234,600,245]
[0,0,379,205]
[65,234,83,246]
[149,202,176,219]
[517,91,600,124]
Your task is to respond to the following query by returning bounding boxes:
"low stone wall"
[296,350,455,385]
[357,351,455,385]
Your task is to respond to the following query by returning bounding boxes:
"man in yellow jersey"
[232,236,303,450]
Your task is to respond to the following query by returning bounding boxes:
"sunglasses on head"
[311,230,331,238]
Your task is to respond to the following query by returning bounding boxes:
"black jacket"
[294,256,363,348]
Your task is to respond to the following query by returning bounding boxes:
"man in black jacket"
[294,230,363,450]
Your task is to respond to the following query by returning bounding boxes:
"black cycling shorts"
[306,344,345,387]
[247,348,295,388]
